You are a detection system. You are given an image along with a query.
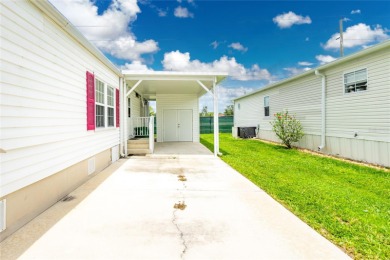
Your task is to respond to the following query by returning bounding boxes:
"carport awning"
[122,71,227,100]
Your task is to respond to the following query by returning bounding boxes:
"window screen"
[344,69,367,93]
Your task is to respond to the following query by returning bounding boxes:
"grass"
[201,133,390,259]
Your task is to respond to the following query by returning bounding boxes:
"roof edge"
[234,40,390,101]
[29,0,122,77]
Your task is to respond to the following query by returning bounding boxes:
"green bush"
[270,110,304,148]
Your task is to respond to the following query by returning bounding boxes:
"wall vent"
[88,157,96,175]
[0,199,6,232]
[111,145,119,163]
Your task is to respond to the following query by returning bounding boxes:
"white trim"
[197,80,214,96]
[126,80,142,97]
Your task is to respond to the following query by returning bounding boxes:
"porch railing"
[128,116,155,153]
[128,117,150,138]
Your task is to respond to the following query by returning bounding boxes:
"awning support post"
[213,77,220,157]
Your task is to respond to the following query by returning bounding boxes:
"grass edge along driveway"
[200,133,389,259]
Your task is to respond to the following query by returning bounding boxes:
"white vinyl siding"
[235,75,322,135]
[0,1,120,197]
[156,94,199,143]
[234,44,390,166]
[325,47,390,142]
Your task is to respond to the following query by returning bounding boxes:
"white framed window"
[264,96,270,117]
[95,79,116,128]
[107,86,115,127]
[344,68,367,93]
[95,79,105,128]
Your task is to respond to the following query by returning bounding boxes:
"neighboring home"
[0,0,226,241]
[233,40,390,167]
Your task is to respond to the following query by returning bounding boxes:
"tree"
[270,110,304,149]
[149,106,155,116]
[224,105,234,116]
[201,106,208,117]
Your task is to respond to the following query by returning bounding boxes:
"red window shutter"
[86,71,95,130]
[116,88,120,127]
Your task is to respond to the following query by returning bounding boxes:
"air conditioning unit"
[238,127,256,138]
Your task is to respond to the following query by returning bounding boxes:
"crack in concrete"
[172,164,188,259]
[172,209,188,259]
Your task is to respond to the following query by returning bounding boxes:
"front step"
[127,148,151,155]
[127,138,150,155]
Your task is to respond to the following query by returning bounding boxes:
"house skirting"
[254,130,390,167]
[0,149,113,242]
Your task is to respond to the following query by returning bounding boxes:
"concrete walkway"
[0,153,349,259]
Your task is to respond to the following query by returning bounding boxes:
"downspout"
[119,77,125,157]
[315,70,326,151]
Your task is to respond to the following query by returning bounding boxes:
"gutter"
[315,70,326,151]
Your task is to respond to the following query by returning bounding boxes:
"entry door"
[163,109,193,142]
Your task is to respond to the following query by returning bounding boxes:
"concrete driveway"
[1,150,349,259]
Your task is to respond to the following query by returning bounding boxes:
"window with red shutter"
[86,71,95,130]
[116,89,120,127]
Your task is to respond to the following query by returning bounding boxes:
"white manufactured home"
[0,0,226,241]
[234,40,390,167]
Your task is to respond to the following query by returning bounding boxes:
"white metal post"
[213,78,219,156]
[123,79,128,156]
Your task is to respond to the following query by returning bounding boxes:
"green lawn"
[201,133,390,259]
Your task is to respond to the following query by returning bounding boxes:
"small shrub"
[270,110,304,149]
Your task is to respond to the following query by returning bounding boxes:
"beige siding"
[156,94,199,142]
[0,1,120,197]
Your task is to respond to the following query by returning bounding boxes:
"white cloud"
[174,6,194,18]
[323,23,389,50]
[283,67,311,76]
[273,11,312,29]
[298,61,313,66]
[342,17,351,22]
[210,41,220,49]
[200,86,256,112]
[351,9,361,14]
[316,55,337,65]
[162,50,272,81]
[228,42,248,52]
[122,61,153,71]
[49,0,158,61]
[158,9,168,17]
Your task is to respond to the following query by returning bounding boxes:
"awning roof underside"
[122,71,228,100]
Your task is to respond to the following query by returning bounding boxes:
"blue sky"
[50,0,390,111]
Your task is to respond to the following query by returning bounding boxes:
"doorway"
[163,109,193,142]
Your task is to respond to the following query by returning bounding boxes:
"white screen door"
[163,109,192,142]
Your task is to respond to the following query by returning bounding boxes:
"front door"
[163,109,193,142]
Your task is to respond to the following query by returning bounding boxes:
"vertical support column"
[119,77,124,156]
[213,77,219,156]
[123,79,128,156]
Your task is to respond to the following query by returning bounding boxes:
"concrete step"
[127,148,151,155]
[127,138,148,144]
[127,143,149,149]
